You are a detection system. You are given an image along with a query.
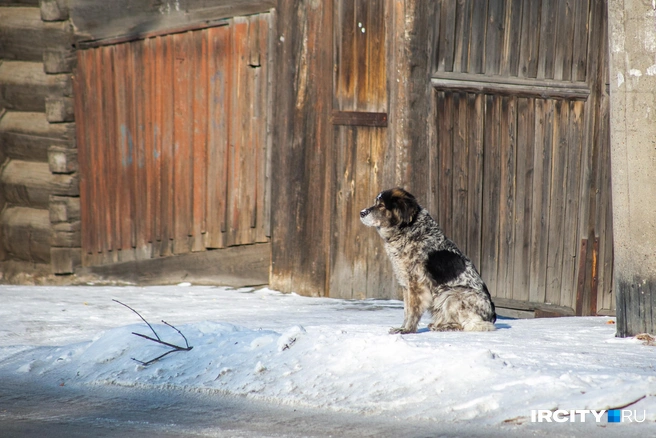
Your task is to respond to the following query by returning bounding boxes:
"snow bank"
[1,285,656,429]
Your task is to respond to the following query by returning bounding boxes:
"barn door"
[74,14,272,266]
[429,0,612,315]
[329,0,398,299]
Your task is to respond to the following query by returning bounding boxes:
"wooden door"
[429,0,612,315]
[74,14,272,266]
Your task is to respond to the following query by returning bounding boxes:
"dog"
[360,188,496,334]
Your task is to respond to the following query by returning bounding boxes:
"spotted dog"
[360,188,496,334]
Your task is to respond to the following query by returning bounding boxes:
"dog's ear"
[390,189,419,225]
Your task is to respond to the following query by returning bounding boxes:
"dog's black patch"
[425,250,467,285]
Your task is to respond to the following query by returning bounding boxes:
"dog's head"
[360,188,420,229]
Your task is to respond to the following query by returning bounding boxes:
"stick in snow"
[113,299,193,366]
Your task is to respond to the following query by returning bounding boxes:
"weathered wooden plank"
[452,0,471,73]
[0,8,72,62]
[0,111,75,161]
[0,206,51,263]
[51,247,82,274]
[334,0,356,109]
[537,1,557,79]
[451,93,468,249]
[172,32,193,254]
[44,48,76,74]
[40,0,68,22]
[481,95,500,296]
[511,97,534,301]
[254,13,271,243]
[354,0,368,108]
[546,100,572,305]
[191,29,209,252]
[142,37,156,247]
[561,100,585,307]
[571,0,590,82]
[246,16,260,238]
[436,91,453,234]
[0,61,70,112]
[353,128,373,299]
[529,99,553,303]
[553,0,575,81]
[48,145,77,174]
[228,17,249,246]
[73,50,90,255]
[205,24,231,249]
[466,93,484,270]
[497,95,516,299]
[50,220,81,247]
[484,0,505,75]
[100,45,117,253]
[78,243,271,287]
[518,0,540,78]
[1,159,78,208]
[575,238,588,316]
[331,111,388,127]
[49,195,80,223]
[500,0,523,77]
[113,43,134,252]
[329,126,358,299]
[69,0,274,46]
[468,0,487,74]
[430,73,590,100]
[436,0,456,72]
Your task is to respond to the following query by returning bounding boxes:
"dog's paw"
[389,327,414,335]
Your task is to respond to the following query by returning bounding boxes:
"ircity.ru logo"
[530,409,646,423]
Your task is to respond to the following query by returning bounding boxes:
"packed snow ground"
[1,285,656,435]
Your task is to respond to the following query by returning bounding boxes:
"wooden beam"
[77,242,271,287]
[1,159,78,208]
[431,72,590,100]
[0,206,51,263]
[492,296,576,317]
[331,111,388,127]
[0,111,75,161]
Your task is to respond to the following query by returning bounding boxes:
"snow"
[1,284,656,434]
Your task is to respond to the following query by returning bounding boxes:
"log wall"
[0,1,79,273]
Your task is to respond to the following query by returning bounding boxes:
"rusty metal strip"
[331,111,388,127]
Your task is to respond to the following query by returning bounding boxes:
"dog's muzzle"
[360,208,375,227]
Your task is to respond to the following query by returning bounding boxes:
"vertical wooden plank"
[92,48,108,254]
[529,99,552,303]
[553,0,575,81]
[172,32,193,254]
[354,129,372,300]
[247,16,260,239]
[497,96,516,299]
[518,0,540,78]
[537,1,557,79]
[335,0,356,110]
[469,0,488,74]
[484,0,505,75]
[254,14,271,243]
[143,38,155,248]
[451,93,468,248]
[151,36,162,246]
[354,0,368,108]
[130,40,148,253]
[453,0,472,73]
[571,0,589,82]
[500,0,523,77]
[512,97,535,301]
[205,24,231,249]
[191,29,209,252]
[436,0,456,72]
[545,100,569,306]
[159,35,175,256]
[481,95,500,295]
[113,43,134,252]
[437,92,453,234]
[74,50,92,255]
[228,17,250,246]
[466,93,484,270]
[561,100,584,307]
[100,45,117,253]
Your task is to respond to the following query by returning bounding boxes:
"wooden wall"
[74,14,272,266]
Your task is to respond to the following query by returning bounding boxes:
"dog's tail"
[462,319,497,332]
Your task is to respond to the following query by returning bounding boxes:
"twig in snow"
[113,299,193,366]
